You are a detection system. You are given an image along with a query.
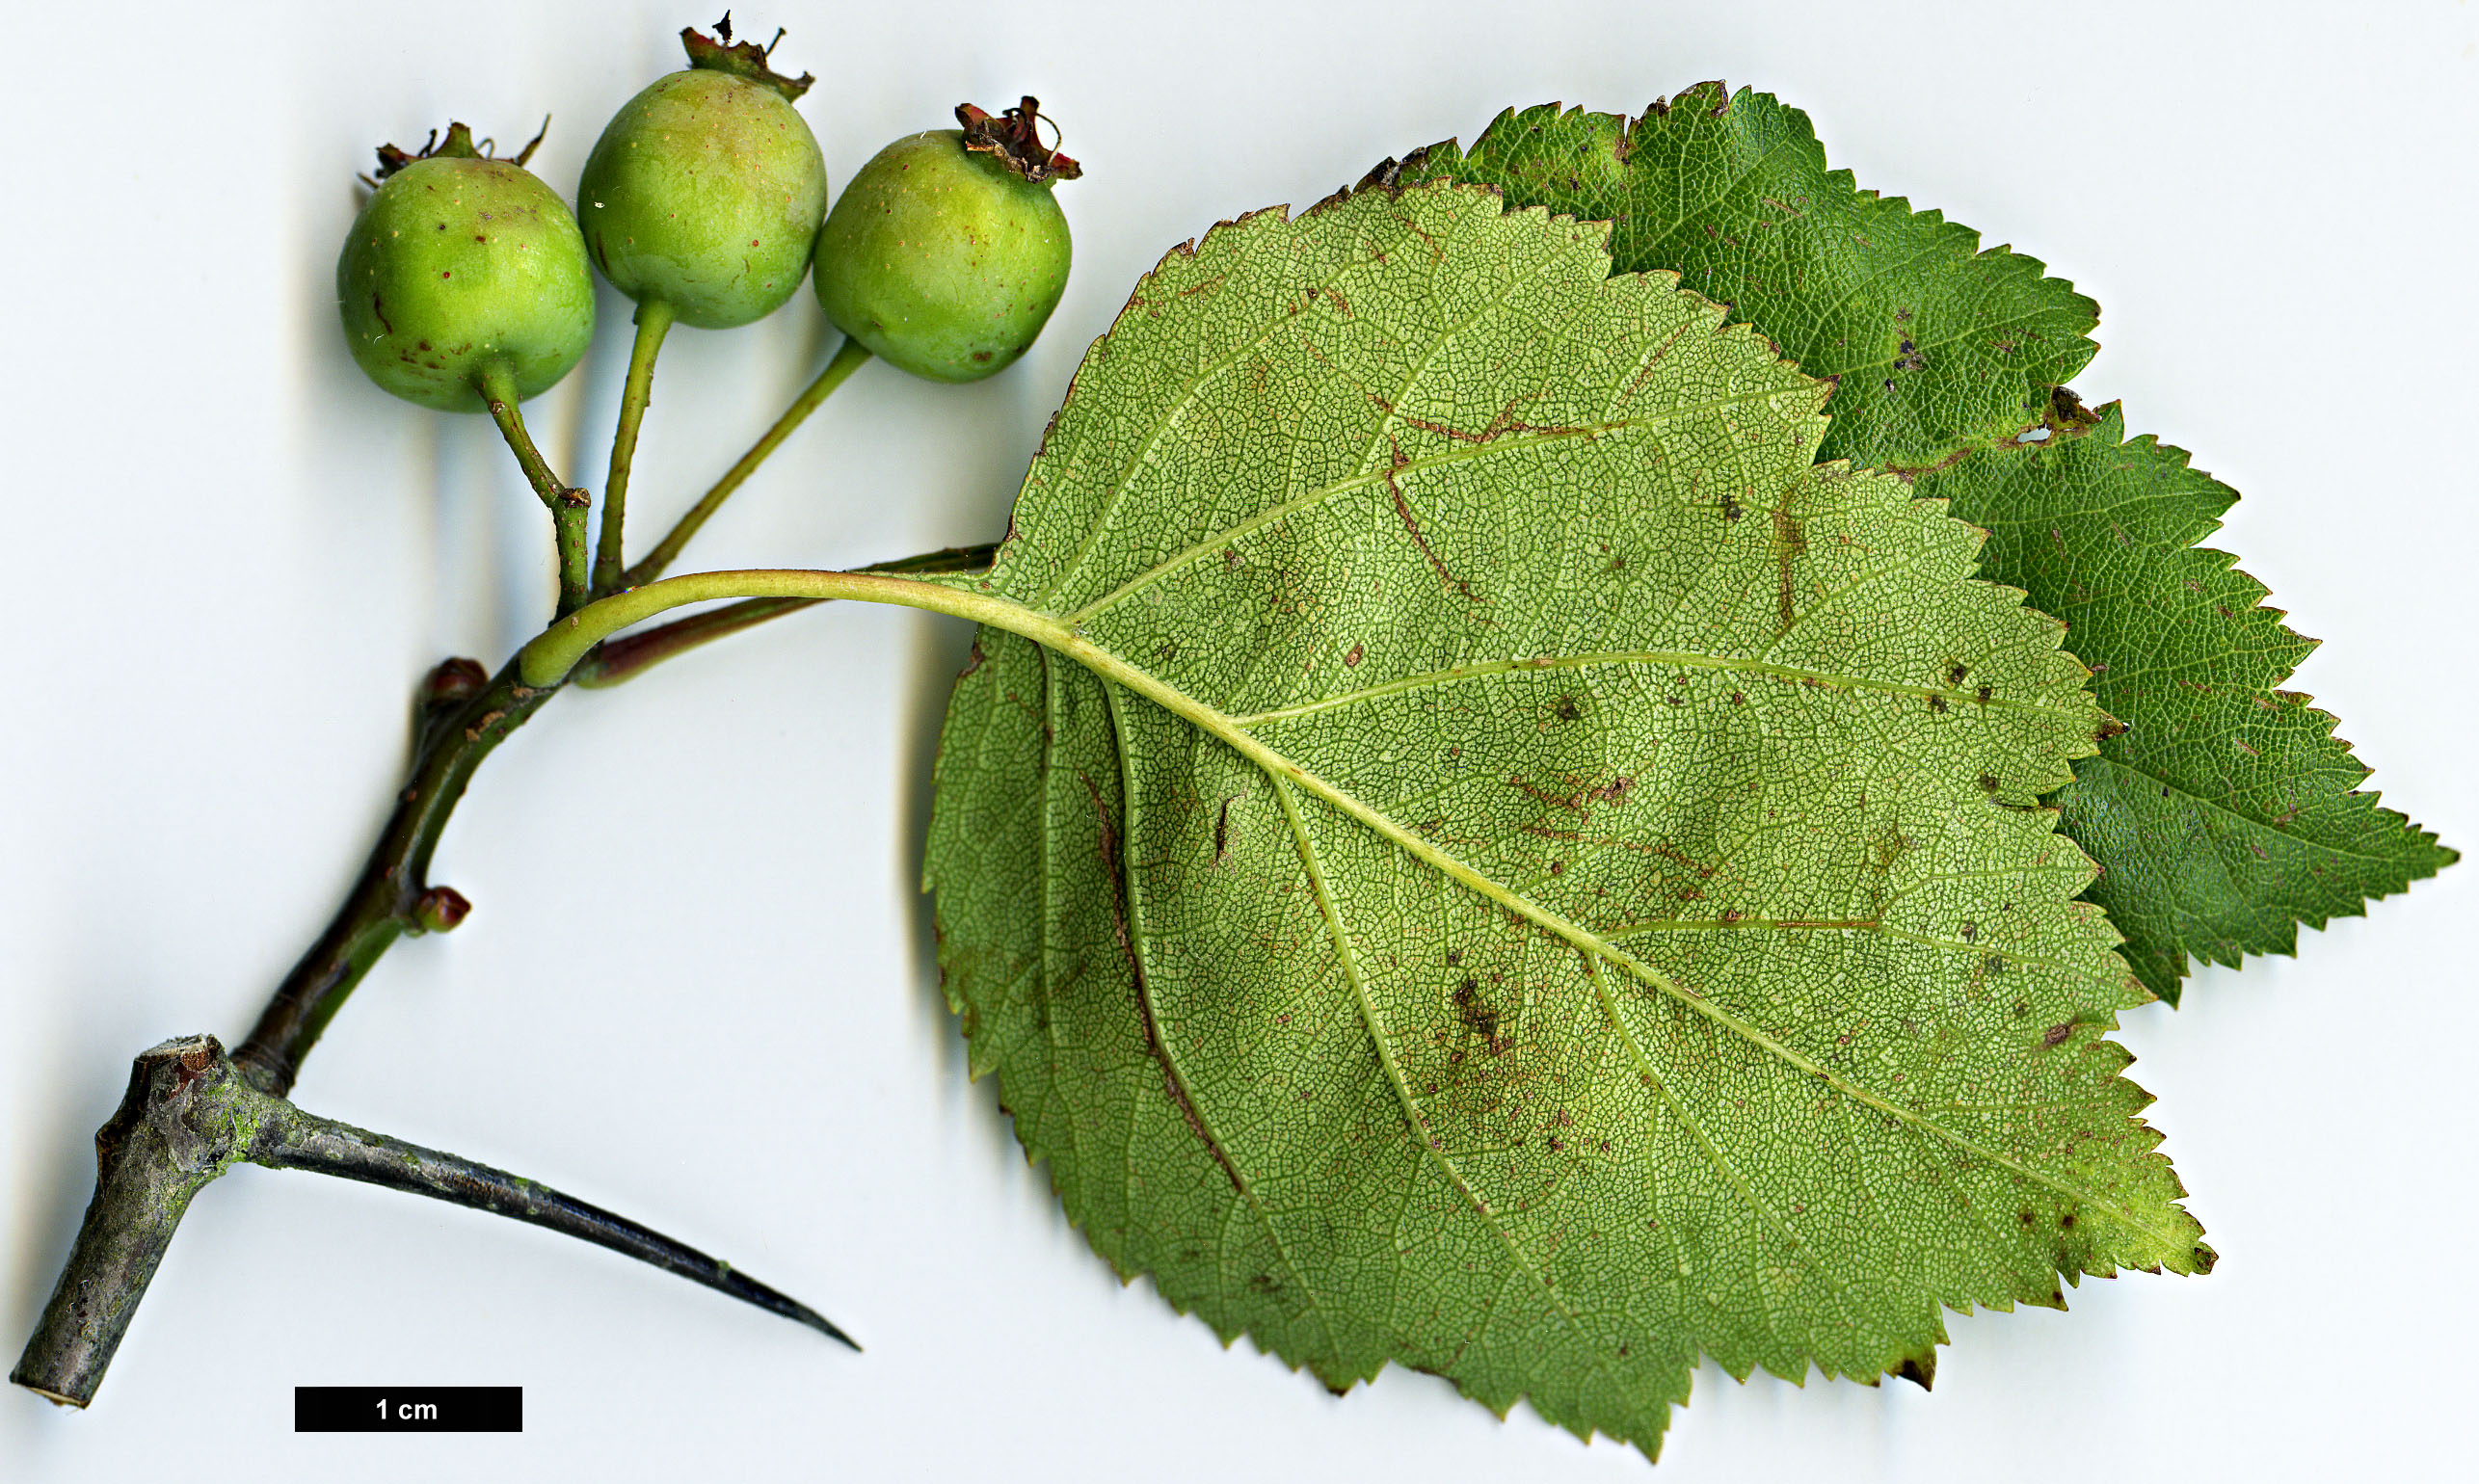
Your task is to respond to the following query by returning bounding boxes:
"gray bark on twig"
[13,1034,855,1408]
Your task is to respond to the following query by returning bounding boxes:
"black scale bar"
[295,1386,521,1432]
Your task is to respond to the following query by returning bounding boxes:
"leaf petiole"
[573,543,998,688]
[520,567,1033,689]
[595,301,677,596]
[621,336,872,588]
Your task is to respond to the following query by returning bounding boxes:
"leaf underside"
[1397,84,2451,1000]
[924,182,2207,1458]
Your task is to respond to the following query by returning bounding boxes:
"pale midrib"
[1103,682,1344,1363]
[1057,380,1817,628]
[2076,753,2419,868]
[1605,917,2128,992]
[1014,617,2195,1252]
[1271,774,1599,1355]
[1225,649,2071,729]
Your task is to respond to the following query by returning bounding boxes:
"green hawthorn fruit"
[335,123,595,412]
[812,98,1078,383]
[577,26,829,330]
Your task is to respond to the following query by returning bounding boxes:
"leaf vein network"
[1268,771,1605,1365]
[1060,382,1822,628]
[1052,623,2191,1246]
[1030,210,1393,608]
[1103,680,1346,1363]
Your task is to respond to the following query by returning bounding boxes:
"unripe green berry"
[577,28,829,330]
[812,98,1078,384]
[335,124,595,412]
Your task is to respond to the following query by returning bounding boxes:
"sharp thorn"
[253,1097,862,1351]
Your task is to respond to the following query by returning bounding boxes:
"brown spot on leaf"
[1084,770,1242,1194]
[1772,507,1805,627]
[1452,977,1500,1043]
[1384,439,1478,603]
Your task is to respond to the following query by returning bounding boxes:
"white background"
[4,1,2473,1479]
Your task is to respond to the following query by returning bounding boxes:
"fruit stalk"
[478,364,592,616]
[623,335,873,587]
[596,302,677,595]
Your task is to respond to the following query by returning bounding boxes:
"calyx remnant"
[958,96,1082,184]
[367,119,548,185]
[680,20,814,102]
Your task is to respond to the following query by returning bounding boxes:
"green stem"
[574,543,1000,688]
[622,337,873,589]
[596,302,676,596]
[478,362,592,617]
[522,568,1039,688]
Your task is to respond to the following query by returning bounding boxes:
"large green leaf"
[1918,407,2458,999]
[1393,85,2451,998]
[923,181,2208,1458]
